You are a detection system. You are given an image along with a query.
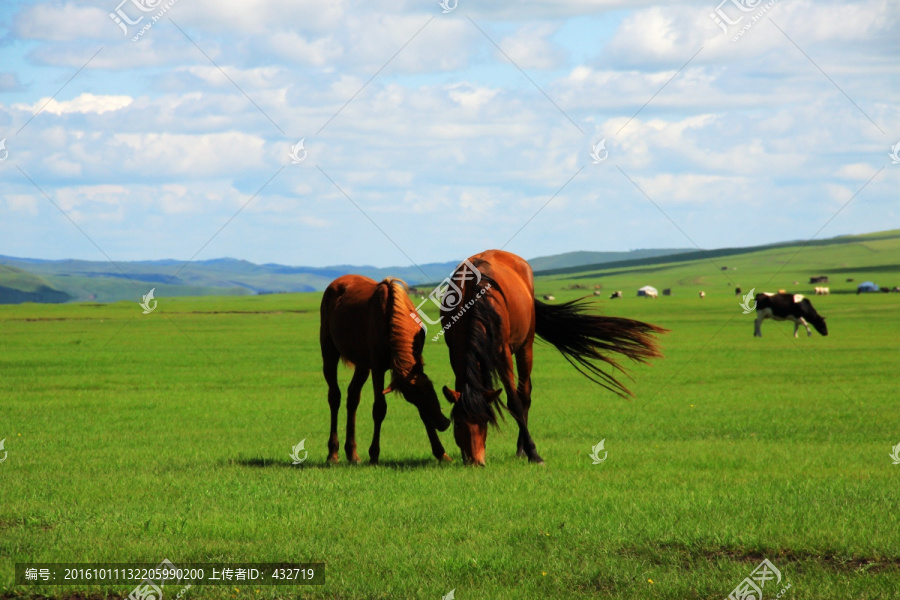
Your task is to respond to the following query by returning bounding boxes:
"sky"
[0,0,897,268]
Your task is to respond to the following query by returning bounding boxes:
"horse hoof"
[327,455,340,465]
[516,450,527,458]
[438,453,452,463]
[369,458,379,466]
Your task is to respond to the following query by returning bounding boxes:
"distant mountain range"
[0,248,691,304]
[3,230,898,305]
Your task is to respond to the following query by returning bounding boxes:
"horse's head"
[386,369,451,433]
[442,385,501,466]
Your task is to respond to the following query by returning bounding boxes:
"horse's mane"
[454,274,505,427]
[384,277,422,382]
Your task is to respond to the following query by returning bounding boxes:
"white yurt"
[637,285,658,298]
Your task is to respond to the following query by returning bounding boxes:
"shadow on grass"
[229,456,443,470]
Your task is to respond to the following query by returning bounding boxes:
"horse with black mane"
[440,250,666,465]
[320,275,451,464]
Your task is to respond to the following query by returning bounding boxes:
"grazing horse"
[320,275,451,464]
[440,250,665,466]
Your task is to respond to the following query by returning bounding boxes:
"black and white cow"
[754,293,828,338]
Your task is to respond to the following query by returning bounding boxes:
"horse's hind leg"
[344,365,369,464]
[321,335,342,464]
[514,345,534,458]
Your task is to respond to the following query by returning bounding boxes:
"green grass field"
[2,234,900,599]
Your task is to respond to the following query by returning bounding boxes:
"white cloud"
[15,3,112,41]
[265,32,343,67]
[836,163,880,180]
[447,83,500,110]
[13,93,133,116]
[108,131,267,177]
[6,195,40,215]
[496,24,564,70]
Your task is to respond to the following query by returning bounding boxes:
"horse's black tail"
[534,298,666,397]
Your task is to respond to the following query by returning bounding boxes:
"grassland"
[1,233,899,600]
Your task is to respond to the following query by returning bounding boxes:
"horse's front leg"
[369,369,388,465]
[514,345,534,459]
[503,348,542,464]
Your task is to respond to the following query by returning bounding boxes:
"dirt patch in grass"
[622,541,900,573]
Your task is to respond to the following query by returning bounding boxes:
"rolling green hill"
[2,230,898,304]
[532,229,900,299]
[529,247,691,271]
[0,265,70,304]
[0,256,464,303]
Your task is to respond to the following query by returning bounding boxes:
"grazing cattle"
[809,276,829,284]
[610,291,623,299]
[699,291,705,299]
[754,293,827,338]
[846,278,854,282]
[892,287,900,293]
[662,288,672,296]
[542,294,555,301]
[593,291,602,296]
[735,287,742,296]
[815,286,830,295]
[778,289,786,294]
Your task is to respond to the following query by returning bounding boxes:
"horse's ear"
[442,385,461,404]
[486,389,502,401]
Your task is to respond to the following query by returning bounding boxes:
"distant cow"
[778,289,786,294]
[662,288,672,296]
[593,291,602,296]
[815,286,830,295]
[699,291,705,298]
[754,293,827,338]
[610,291,623,299]
[542,294,555,301]
[735,287,742,296]
[810,276,829,284]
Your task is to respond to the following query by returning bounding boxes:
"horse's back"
[464,250,536,346]
[321,274,380,364]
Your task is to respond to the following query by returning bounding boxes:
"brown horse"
[320,275,451,464]
[441,250,665,465]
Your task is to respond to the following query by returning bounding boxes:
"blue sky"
[0,0,898,267]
